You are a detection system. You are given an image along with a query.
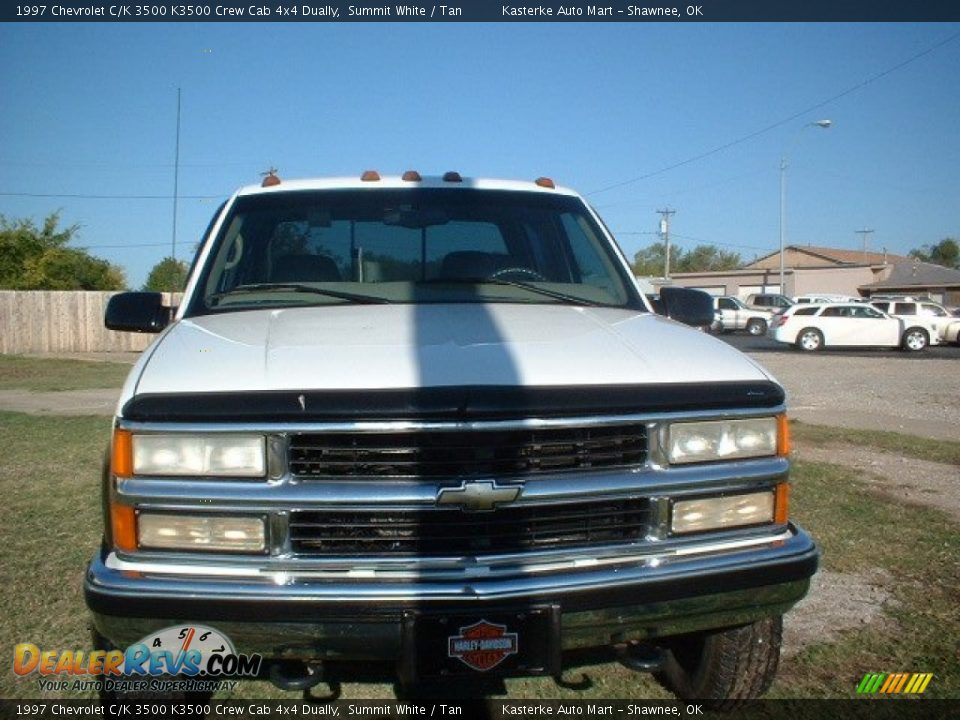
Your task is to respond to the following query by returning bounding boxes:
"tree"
[675,244,742,273]
[632,242,742,276]
[0,213,125,290]
[909,238,959,269]
[631,242,668,276]
[143,257,189,292]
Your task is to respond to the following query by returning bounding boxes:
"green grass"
[0,355,132,392]
[769,461,959,699]
[0,412,956,700]
[0,412,110,699]
[792,420,960,466]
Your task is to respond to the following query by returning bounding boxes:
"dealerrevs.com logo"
[14,625,261,692]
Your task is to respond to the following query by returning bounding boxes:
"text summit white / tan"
[88,173,817,705]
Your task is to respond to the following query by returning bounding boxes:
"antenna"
[171,87,181,265]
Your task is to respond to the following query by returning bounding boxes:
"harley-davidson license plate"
[402,606,560,681]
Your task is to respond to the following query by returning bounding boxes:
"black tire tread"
[656,616,782,710]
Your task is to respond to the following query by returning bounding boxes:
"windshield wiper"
[209,283,392,305]
[421,278,604,307]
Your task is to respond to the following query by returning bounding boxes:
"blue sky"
[1,22,958,289]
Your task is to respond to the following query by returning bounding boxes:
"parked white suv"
[870,299,957,345]
[89,172,816,705]
[770,302,936,351]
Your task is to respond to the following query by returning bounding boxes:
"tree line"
[0,213,188,292]
[1,212,956,291]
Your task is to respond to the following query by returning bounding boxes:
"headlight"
[138,513,266,553]
[130,434,266,477]
[666,417,780,464]
[671,491,775,534]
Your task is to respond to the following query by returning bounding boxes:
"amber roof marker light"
[260,167,281,187]
[402,170,423,182]
[535,177,556,189]
[361,170,381,182]
[442,171,463,183]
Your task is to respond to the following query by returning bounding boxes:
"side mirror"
[660,287,716,327]
[105,292,171,333]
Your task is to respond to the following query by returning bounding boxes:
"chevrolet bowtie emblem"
[436,480,522,512]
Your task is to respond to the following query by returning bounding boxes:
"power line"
[0,192,222,199]
[73,242,172,249]
[586,29,960,197]
[671,232,775,253]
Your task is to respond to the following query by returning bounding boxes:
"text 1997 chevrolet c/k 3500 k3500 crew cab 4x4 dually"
[86,171,817,706]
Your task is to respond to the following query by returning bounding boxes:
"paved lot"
[724,334,960,440]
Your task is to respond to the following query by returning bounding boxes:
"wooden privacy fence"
[0,291,181,355]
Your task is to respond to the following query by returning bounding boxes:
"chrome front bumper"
[87,524,817,659]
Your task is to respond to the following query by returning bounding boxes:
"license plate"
[401,605,560,681]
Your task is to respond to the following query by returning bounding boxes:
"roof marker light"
[442,171,463,183]
[402,170,422,182]
[535,177,556,189]
[361,170,381,182]
[260,167,281,187]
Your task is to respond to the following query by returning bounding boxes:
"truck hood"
[128,304,772,401]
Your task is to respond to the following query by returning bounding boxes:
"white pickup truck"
[714,296,775,336]
[87,172,817,706]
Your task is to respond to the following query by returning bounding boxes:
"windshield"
[188,188,639,314]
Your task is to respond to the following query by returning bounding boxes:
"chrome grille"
[289,499,651,557]
[288,424,648,478]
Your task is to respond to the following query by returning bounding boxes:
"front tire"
[902,327,929,352]
[796,328,823,352]
[656,616,782,710]
[746,319,768,336]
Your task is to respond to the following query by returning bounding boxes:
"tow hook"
[615,641,667,672]
[269,661,342,701]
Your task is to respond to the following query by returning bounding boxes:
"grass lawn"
[792,420,960,467]
[0,355,132,392]
[0,411,956,700]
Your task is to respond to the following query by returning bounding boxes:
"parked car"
[769,302,934,352]
[745,293,793,311]
[944,322,960,346]
[869,299,956,345]
[715,295,774,335]
[793,294,864,304]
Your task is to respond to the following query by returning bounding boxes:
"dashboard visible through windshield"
[187,188,640,315]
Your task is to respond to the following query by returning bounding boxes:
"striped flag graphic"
[857,672,932,694]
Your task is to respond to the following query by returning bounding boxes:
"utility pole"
[856,228,874,261]
[657,208,676,278]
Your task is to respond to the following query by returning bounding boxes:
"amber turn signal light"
[111,429,133,478]
[777,415,791,457]
[774,482,790,524]
[110,503,137,552]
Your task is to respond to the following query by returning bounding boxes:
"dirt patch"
[781,441,957,658]
[782,568,895,658]
[0,389,119,416]
[794,443,960,523]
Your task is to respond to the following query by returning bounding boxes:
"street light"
[779,119,832,294]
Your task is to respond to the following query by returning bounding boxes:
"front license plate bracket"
[399,604,561,685]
